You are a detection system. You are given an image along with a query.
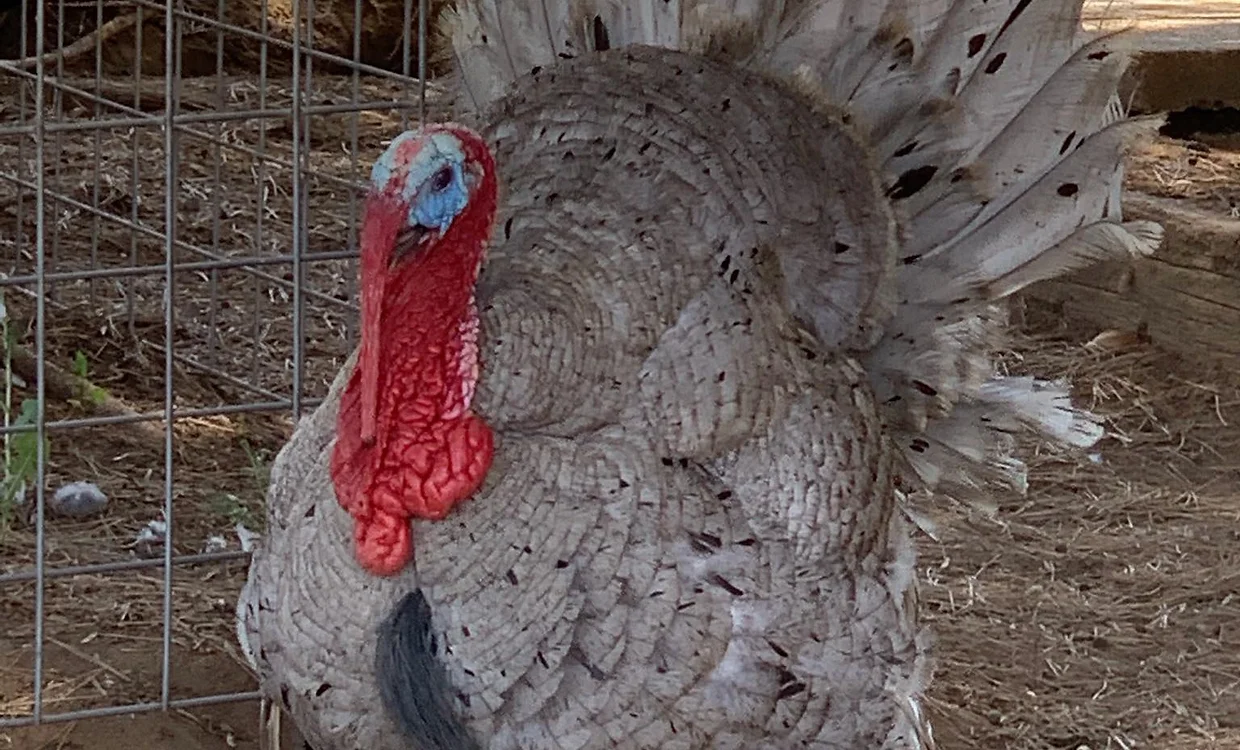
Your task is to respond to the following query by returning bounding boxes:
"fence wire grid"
[0,0,440,733]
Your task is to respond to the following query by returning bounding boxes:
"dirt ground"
[2,67,1240,750]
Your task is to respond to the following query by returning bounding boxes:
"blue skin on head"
[370,131,472,236]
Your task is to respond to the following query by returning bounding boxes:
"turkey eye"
[430,166,453,192]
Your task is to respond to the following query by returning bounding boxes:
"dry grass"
[0,66,1238,749]
[921,304,1240,750]
[1127,133,1240,217]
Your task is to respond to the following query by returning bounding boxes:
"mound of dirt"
[0,0,452,77]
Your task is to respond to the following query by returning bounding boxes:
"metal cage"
[0,0,435,736]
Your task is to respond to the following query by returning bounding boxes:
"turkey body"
[240,0,1162,744]
[241,48,926,749]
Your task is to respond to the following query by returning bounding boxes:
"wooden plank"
[1083,0,1240,51]
[1082,0,1240,27]
[1025,194,1240,360]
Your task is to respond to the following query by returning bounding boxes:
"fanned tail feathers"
[442,0,1164,506]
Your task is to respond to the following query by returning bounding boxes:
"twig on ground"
[8,343,166,443]
[46,636,132,684]
[0,13,144,72]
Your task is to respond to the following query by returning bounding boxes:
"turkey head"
[331,125,500,576]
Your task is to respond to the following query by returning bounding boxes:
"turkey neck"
[377,245,481,423]
[370,258,479,449]
[361,178,496,448]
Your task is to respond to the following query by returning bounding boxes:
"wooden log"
[1082,0,1240,110]
[1025,193,1240,360]
[1125,49,1240,112]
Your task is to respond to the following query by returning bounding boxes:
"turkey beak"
[391,223,434,264]
[357,193,404,447]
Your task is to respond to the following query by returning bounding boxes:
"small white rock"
[203,535,228,554]
[133,519,167,558]
[49,481,108,518]
[136,519,167,543]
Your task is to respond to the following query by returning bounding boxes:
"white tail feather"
[981,220,1162,300]
[978,377,1105,448]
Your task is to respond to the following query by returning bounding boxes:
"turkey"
[237,0,1162,748]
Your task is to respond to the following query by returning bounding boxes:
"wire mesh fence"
[0,0,444,734]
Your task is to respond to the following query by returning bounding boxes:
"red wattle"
[343,415,495,575]
[353,509,413,576]
[329,124,499,578]
[332,337,496,576]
